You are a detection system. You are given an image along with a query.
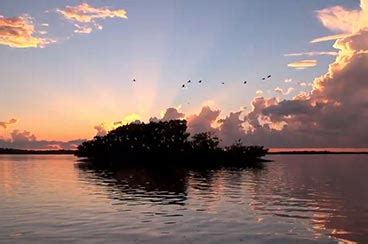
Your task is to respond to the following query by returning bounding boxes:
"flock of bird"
[131,75,272,88]
[180,75,271,88]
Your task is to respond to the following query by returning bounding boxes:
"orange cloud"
[0,15,52,48]
[287,59,317,69]
[57,3,127,34]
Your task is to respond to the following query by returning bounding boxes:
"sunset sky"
[1,0,367,149]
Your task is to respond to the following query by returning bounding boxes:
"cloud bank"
[240,7,368,147]
[0,118,84,150]
[0,130,85,150]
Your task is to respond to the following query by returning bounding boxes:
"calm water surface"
[0,155,367,243]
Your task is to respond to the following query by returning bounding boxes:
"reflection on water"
[77,164,190,206]
[0,155,367,243]
[255,155,368,243]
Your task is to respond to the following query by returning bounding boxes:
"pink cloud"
[243,27,368,147]
[0,129,85,150]
[311,0,368,43]
[187,106,220,135]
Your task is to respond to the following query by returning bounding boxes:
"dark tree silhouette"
[225,139,268,159]
[76,120,268,167]
[190,132,220,152]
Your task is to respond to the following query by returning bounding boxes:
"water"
[0,155,367,243]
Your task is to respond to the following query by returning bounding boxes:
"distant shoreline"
[0,149,75,155]
[268,151,368,155]
[1,149,367,155]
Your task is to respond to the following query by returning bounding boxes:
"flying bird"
[222,82,225,85]
[133,79,136,82]
[243,81,247,84]
[262,77,266,80]
[267,75,272,79]
[182,84,185,88]
[198,80,202,83]
[187,80,191,83]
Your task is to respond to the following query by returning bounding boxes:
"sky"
[0,0,367,149]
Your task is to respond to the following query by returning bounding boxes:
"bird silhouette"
[133,79,136,82]
[222,82,225,85]
[198,80,202,83]
[187,80,191,83]
[243,81,247,84]
[182,84,185,88]
[262,77,266,80]
[267,75,272,79]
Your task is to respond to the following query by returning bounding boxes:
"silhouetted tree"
[226,139,268,159]
[190,132,220,152]
[76,120,267,166]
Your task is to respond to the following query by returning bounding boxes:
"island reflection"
[76,162,265,207]
[75,155,368,243]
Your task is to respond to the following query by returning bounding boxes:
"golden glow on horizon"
[269,148,368,152]
[120,113,141,125]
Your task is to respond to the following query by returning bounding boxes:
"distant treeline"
[269,151,368,155]
[0,148,75,155]
[76,120,268,167]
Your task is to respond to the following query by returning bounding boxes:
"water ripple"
[1,155,368,243]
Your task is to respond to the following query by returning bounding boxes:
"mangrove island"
[76,120,268,167]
